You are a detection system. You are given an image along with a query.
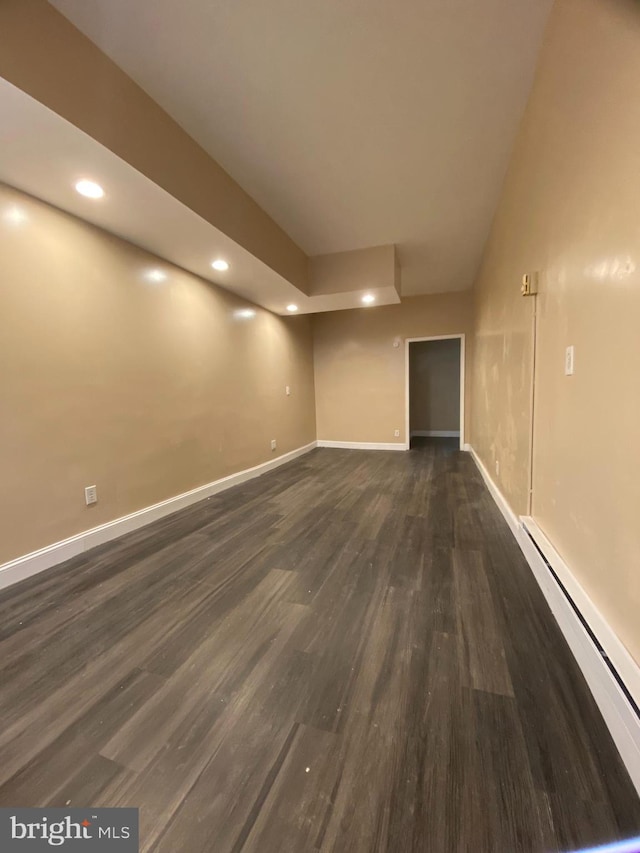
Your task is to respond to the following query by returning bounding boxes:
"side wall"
[470,0,640,665]
[313,292,472,444]
[0,184,316,564]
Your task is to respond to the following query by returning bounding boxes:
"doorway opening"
[405,335,465,450]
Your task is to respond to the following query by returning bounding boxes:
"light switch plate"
[565,346,575,376]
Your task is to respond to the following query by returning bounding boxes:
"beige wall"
[409,339,461,433]
[313,292,472,444]
[470,0,640,664]
[0,183,316,564]
[309,246,398,297]
[0,0,308,291]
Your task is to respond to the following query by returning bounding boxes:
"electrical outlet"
[495,460,500,476]
[85,485,98,505]
[394,429,400,437]
[270,439,277,451]
[565,345,575,376]
[285,385,291,396]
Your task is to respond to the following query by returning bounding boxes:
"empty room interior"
[1,0,639,850]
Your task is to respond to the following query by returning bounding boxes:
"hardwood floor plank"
[101,571,304,772]
[453,548,515,697]
[467,689,553,851]
[0,667,163,807]
[414,632,472,853]
[0,577,210,785]
[420,544,457,634]
[45,754,134,810]
[139,645,313,852]
[238,724,340,853]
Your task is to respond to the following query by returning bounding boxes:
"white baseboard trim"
[316,440,406,452]
[467,444,640,795]
[0,440,318,592]
[465,444,519,536]
[410,430,460,438]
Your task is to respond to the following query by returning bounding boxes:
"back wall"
[313,292,472,445]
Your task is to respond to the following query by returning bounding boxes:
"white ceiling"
[49,0,554,296]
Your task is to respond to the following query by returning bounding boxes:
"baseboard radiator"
[465,444,640,796]
[522,523,640,722]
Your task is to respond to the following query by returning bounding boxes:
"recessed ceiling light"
[286,304,298,312]
[75,179,104,199]
[235,308,256,319]
[211,259,229,271]
[144,269,167,283]
[362,294,376,304]
[3,206,28,225]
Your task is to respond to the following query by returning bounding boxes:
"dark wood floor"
[0,440,638,851]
